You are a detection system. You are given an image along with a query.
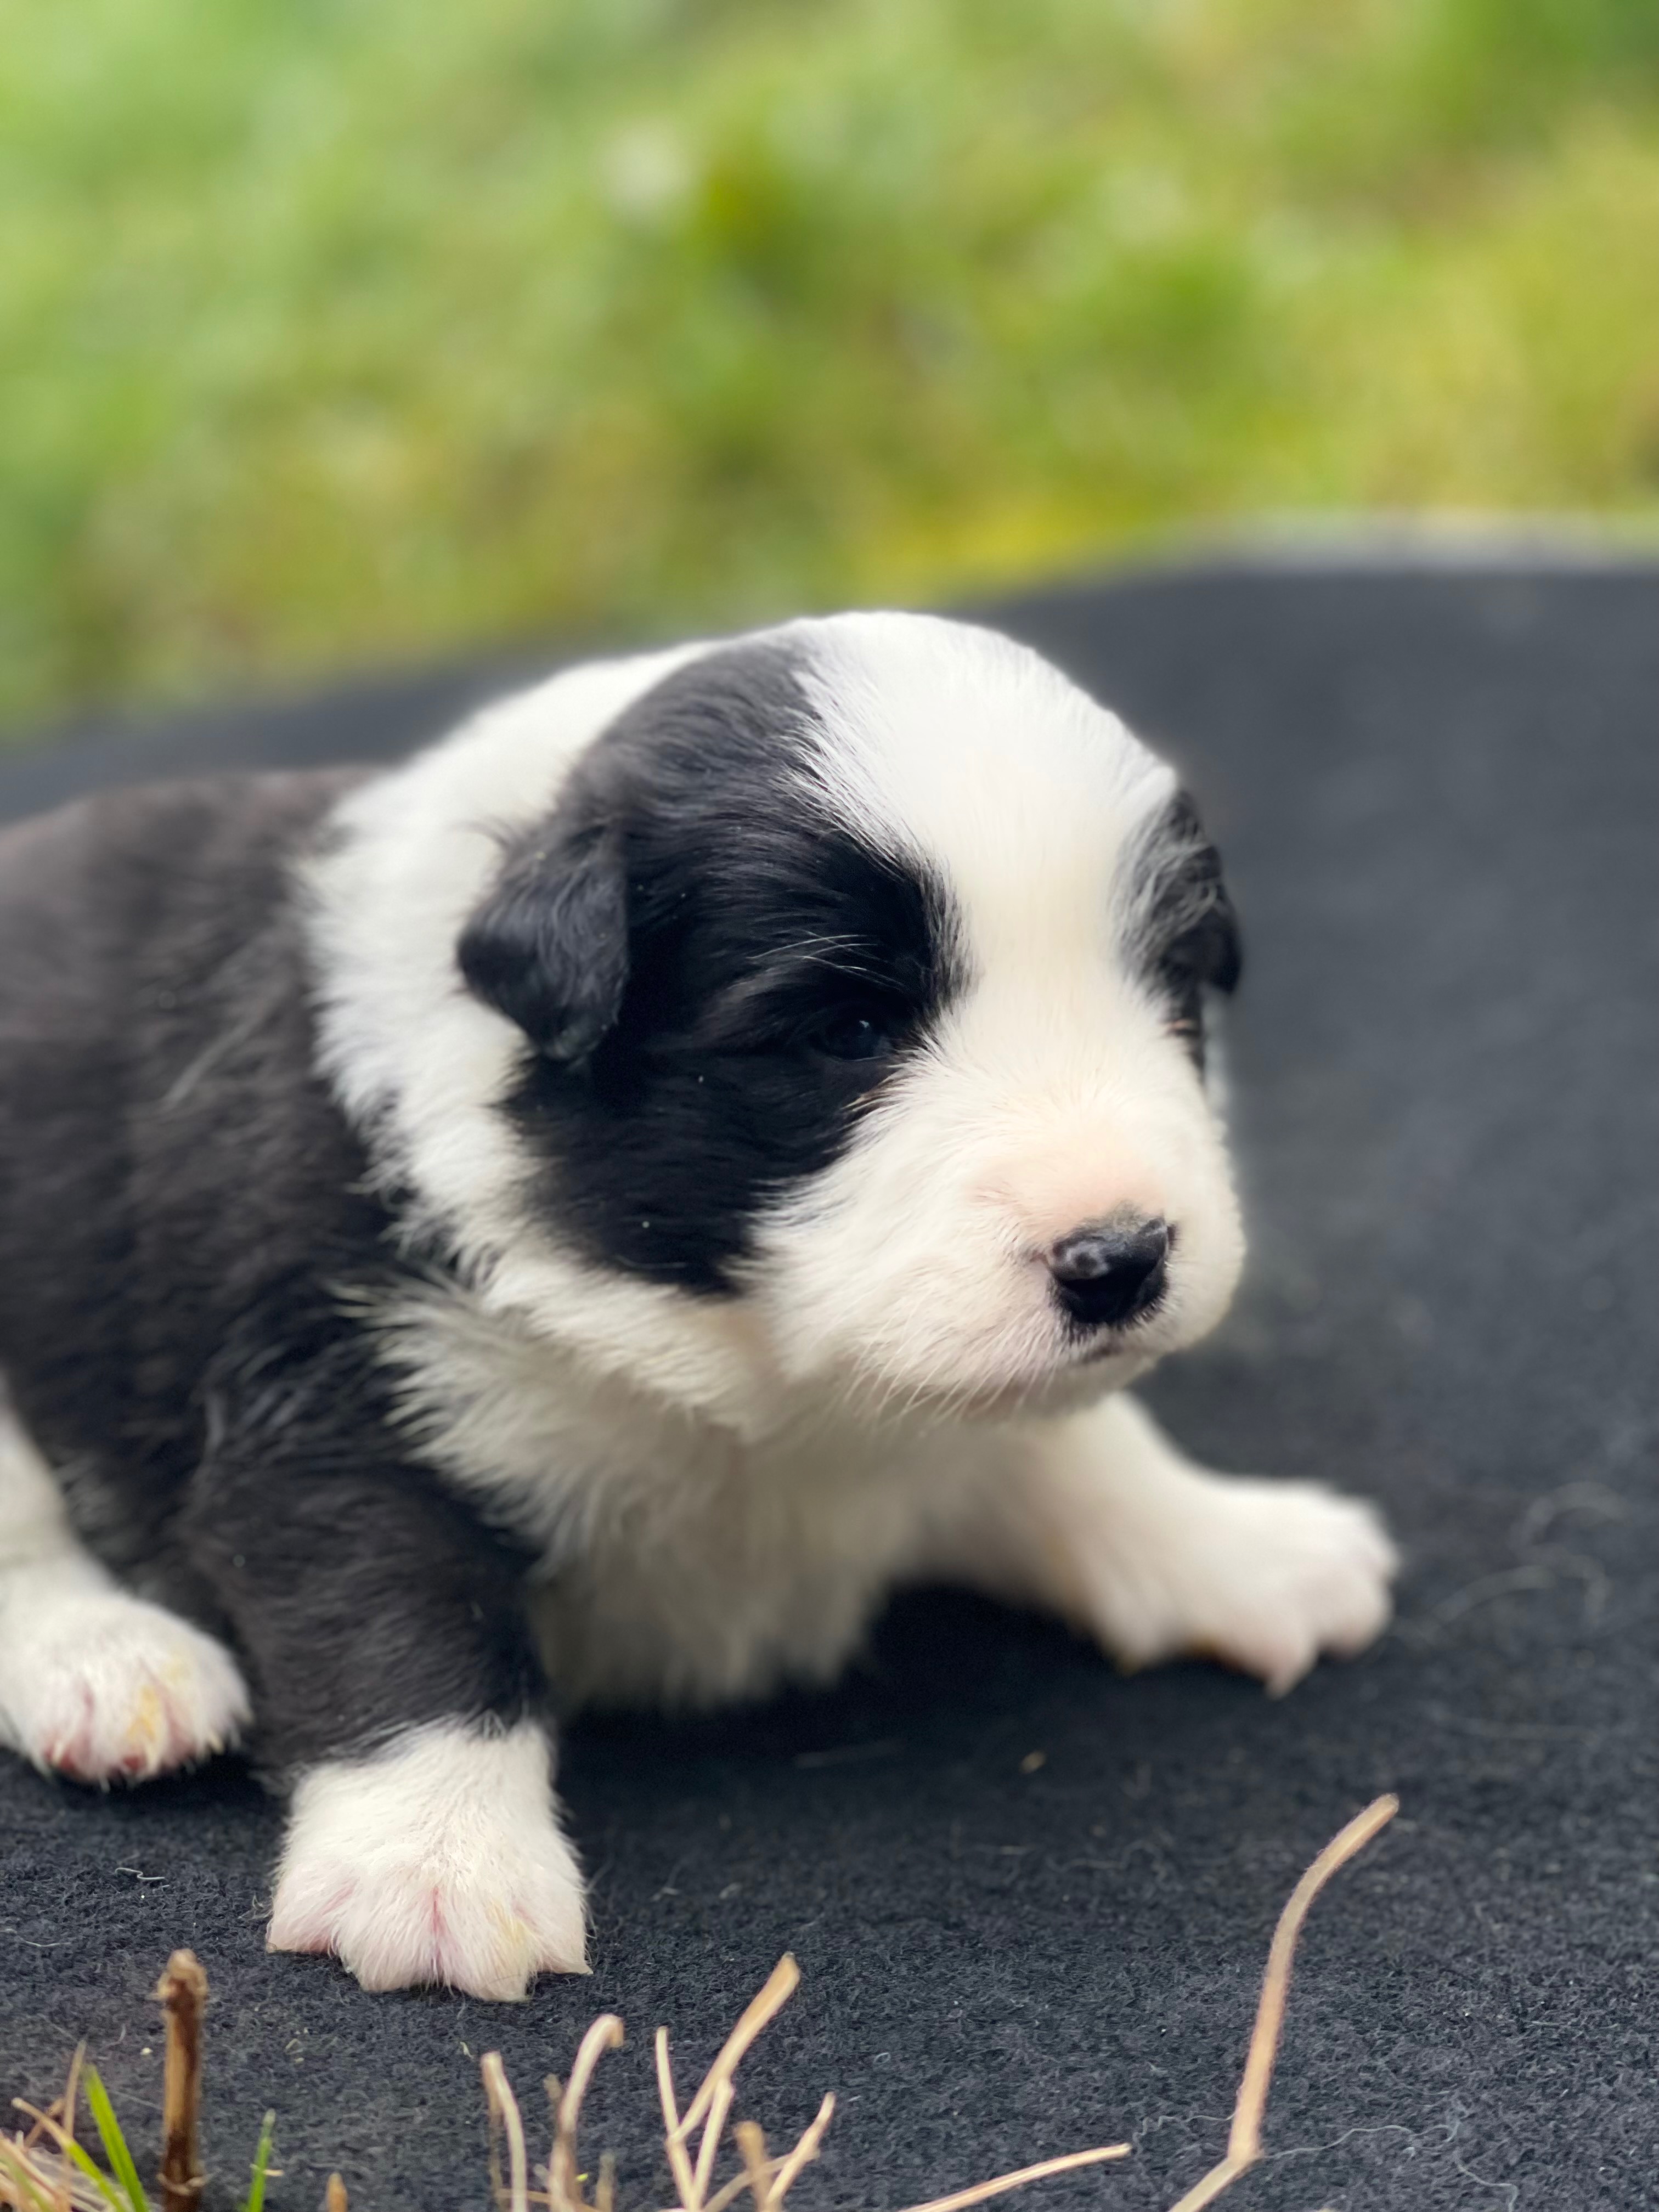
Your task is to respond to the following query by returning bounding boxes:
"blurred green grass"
[3,0,1657,731]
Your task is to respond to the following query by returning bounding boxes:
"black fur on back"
[0,774,374,1565]
[0,776,546,1772]
[460,640,967,1293]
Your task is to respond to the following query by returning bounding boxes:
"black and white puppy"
[0,614,1396,1998]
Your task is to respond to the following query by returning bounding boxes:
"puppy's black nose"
[1048,1218,1170,1329]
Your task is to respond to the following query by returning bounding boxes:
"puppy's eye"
[807,1008,893,1062]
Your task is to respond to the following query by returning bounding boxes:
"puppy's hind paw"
[3,1591,250,1784]
[268,1720,588,2000]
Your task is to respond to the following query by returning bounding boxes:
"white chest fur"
[377,1283,1007,1709]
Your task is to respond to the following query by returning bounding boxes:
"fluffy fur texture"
[0,1396,251,1781]
[0,612,1396,1999]
[268,1720,586,1998]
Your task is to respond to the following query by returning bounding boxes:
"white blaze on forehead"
[790,612,1176,968]
[741,614,1242,1404]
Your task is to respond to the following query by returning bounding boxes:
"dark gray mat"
[2,559,1655,2211]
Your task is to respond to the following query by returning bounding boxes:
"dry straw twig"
[483,2050,533,2212]
[551,2014,627,2212]
[154,1949,208,2212]
[3,2044,103,2212]
[0,1792,1397,2212]
[482,1943,1128,2212]
[483,1792,1397,2212]
[1164,1792,1398,2212]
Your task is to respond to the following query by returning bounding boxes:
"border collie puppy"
[0,614,1396,1998]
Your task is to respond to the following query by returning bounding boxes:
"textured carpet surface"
[1,559,1654,2211]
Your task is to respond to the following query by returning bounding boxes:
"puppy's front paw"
[3,1590,249,1783]
[1086,1477,1398,1697]
[268,1721,588,2000]
[1179,1479,1398,1694]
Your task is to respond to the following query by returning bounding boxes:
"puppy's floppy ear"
[1137,787,1242,1020]
[458,821,629,1063]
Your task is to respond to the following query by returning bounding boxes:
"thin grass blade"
[241,2113,277,2212]
[74,2076,145,2212]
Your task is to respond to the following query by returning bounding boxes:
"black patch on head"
[1129,789,1242,1065]
[460,639,964,1293]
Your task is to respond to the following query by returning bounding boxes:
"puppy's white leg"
[0,1398,250,1781]
[268,1719,588,2000]
[970,1395,1397,1695]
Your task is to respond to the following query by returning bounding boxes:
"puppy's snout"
[1048,1217,1170,1329]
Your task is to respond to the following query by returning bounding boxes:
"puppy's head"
[459,613,1244,1417]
